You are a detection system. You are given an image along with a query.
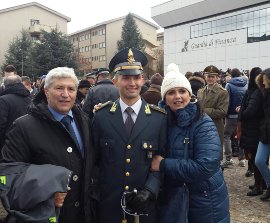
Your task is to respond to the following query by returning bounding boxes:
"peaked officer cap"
[109,48,148,75]
[204,65,219,75]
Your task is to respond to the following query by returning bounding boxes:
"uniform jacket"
[225,76,248,117]
[92,99,167,223]
[197,83,229,146]
[141,84,162,105]
[238,88,264,150]
[159,102,230,223]
[82,79,119,119]
[1,103,97,223]
[0,83,31,148]
[0,162,72,223]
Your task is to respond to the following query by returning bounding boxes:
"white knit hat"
[161,63,192,100]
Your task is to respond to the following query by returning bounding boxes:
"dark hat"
[84,72,96,78]
[78,80,90,89]
[204,65,219,75]
[109,48,148,75]
[150,73,163,85]
[95,68,110,76]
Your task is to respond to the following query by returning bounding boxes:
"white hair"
[44,67,78,89]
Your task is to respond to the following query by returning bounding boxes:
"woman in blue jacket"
[151,63,230,223]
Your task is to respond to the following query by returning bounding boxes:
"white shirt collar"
[119,98,142,116]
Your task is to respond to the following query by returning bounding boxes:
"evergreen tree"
[117,13,145,51]
[3,30,34,76]
[32,28,79,75]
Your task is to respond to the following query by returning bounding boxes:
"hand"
[54,192,67,207]
[151,155,164,171]
[93,103,102,113]
[126,189,154,213]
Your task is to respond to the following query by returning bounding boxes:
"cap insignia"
[127,48,135,64]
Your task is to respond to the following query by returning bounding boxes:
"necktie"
[61,116,80,150]
[125,107,134,136]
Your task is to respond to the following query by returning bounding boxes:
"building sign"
[181,29,246,52]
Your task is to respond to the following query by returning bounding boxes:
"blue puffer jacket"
[225,76,248,116]
[159,102,230,223]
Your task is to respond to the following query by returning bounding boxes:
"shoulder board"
[217,84,226,91]
[95,101,113,112]
[148,104,167,114]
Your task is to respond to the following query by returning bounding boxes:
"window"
[30,19,40,26]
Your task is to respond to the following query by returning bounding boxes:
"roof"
[69,13,159,36]
[0,2,71,22]
[151,0,269,28]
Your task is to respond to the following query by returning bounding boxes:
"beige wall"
[0,5,68,67]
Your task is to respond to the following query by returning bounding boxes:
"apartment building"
[0,2,70,69]
[69,13,160,76]
[152,0,270,72]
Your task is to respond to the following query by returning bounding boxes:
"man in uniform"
[92,48,167,223]
[197,65,229,159]
[85,72,96,88]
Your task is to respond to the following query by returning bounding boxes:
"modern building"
[0,2,70,69]
[152,0,270,72]
[69,13,160,77]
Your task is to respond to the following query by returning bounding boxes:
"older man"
[1,67,97,223]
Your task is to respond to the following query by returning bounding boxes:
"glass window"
[254,18,259,26]
[248,19,253,27]
[254,10,259,19]
[267,15,270,24]
[242,20,248,28]
[212,20,216,28]
[212,26,216,34]
[248,12,253,20]
[260,8,267,17]
[237,20,243,29]
[198,29,203,37]
[248,27,254,37]
[260,25,266,36]
[237,14,242,22]
[253,26,260,36]
[260,16,266,25]
[267,8,270,16]
[242,13,248,21]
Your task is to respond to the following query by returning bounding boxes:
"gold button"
[125,186,129,191]
[127,145,131,149]
[125,172,130,177]
[149,145,152,149]
[126,158,131,163]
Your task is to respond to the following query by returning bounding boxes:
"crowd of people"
[0,47,269,223]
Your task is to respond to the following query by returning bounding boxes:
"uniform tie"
[61,116,80,150]
[125,107,134,136]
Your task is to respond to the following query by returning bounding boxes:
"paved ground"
[224,157,270,223]
[0,156,269,222]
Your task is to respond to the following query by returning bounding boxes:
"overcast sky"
[0,0,168,34]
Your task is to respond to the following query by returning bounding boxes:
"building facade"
[152,0,270,72]
[0,2,70,69]
[69,14,160,76]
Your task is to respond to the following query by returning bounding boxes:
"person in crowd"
[82,68,119,119]
[21,76,38,99]
[76,79,90,107]
[151,63,230,223]
[0,75,31,149]
[237,67,266,196]
[188,71,206,96]
[255,68,270,201]
[85,72,96,87]
[0,65,17,93]
[141,73,163,105]
[197,65,229,159]
[92,48,167,223]
[1,67,98,223]
[140,79,150,95]
[222,68,248,168]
